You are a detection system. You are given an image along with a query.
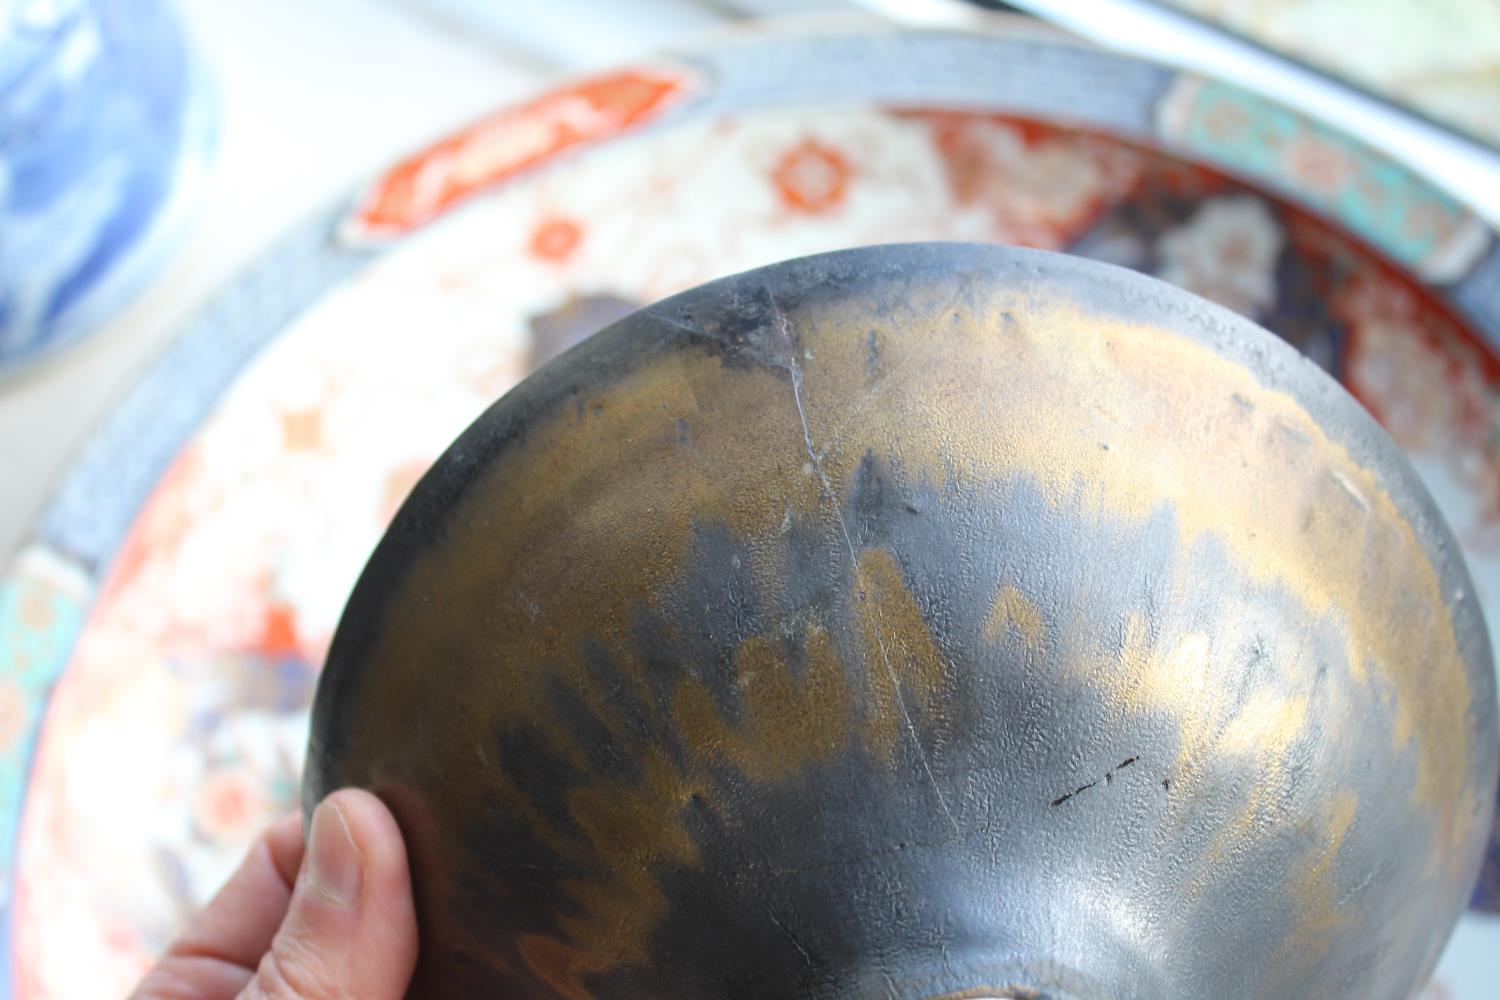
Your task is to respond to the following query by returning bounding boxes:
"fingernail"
[304,798,362,908]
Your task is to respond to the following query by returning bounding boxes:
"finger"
[131,814,305,1000]
[177,815,305,964]
[241,788,418,1000]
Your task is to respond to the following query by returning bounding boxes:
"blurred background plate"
[1160,0,1500,149]
[0,0,214,372]
[2,13,1499,999]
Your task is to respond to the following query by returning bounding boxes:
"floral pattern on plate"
[6,33,1500,1000]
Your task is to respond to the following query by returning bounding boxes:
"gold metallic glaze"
[496,608,930,989]
[854,547,952,763]
[332,273,1482,988]
[984,584,1046,653]
[1268,791,1360,989]
[674,627,851,782]
[801,290,1473,853]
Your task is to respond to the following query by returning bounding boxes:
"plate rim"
[4,17,1498,995]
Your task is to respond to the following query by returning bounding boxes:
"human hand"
[131,789,418,1000]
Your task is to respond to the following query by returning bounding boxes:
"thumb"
[242,789,418,1000]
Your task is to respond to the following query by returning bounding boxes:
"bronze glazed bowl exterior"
[304,244,1498,999]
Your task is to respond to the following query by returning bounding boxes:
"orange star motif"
[259,603,301,658]
[770,138,853,215]
[280,406,323,451]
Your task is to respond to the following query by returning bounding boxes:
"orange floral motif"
[529,216,584,262]
[1201,97,1250,140]
[279,406,323,451]
[1402,200,1448,244]
[1158,196,1283,316]
[258,603,300,658]
[193,767,265,842]
[912,113,1146,247]
[1281,135,1356,198]
[17,588,54,630]
[352,68,691,238]
[1339,272,1500,539]
[771,138,854,215]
